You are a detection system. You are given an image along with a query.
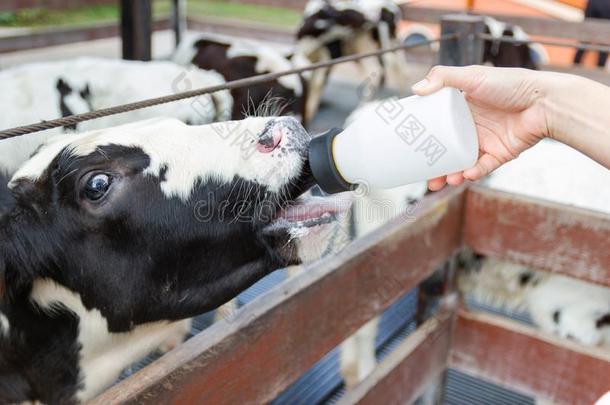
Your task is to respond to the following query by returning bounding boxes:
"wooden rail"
[338,306,454,405]
[87,184,610,404]
[0,19,170,54]
[0,0,115,11]
[452,309,610,405]
[90,186,466,404]
[464,185,610,287]
[400,5,610,45]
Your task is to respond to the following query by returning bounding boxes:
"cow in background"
[483,17,547,69]
[296,0,409,99]
[0,57,232,178]
[173,35,328,128]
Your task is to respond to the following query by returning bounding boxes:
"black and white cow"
[0,116,350,403]
[483,17,547,69]
[296,0,408,97]
[173,35,324,127]
[0,58,232,178]
[459,139,610,349]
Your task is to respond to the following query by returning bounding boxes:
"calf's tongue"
[276,194,352,222]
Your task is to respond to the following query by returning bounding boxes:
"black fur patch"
[553,310,561,324]
[190,39,304,122]
[482,24,538,70]
[596,313,610,328]
[519,272,533,286]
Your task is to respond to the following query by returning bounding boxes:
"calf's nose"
[257,126,283,153]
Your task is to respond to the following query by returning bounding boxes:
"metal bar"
[451,309,610,405]
[464,185,610,287]
[439,14,485,66]
[337,308,454,405]
[89,186,466,405]
[0,34,456,139]
[477,32,610,53]
[120,0,152,61]
[171,0,186,47]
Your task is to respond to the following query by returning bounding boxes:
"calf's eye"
[84,173,112,201]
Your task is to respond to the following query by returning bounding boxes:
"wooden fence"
[83,14,610,405]
[90,183,610,405]
[0,0,115,12]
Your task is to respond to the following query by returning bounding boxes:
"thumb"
[411,65,484,96]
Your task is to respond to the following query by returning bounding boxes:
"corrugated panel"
[274,290,419,405]
[464,295,533,325]
[444,369,534,405]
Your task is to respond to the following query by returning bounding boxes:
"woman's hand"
[412,65,552,191]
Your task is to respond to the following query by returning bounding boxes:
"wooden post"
[120,0,152,61]
[171,0,187,47]
[439,14,485,66]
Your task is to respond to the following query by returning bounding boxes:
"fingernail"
[411,78,430,92]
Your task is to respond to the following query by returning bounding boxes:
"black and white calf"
[0,116,350,403]
[459,140,610,349]
[296,0,408,97]
[0,58,232,178]
[173,35,324,126]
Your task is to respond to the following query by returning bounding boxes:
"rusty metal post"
[172,0,187,47]
[120,0,152,61]
[439,14,485,66]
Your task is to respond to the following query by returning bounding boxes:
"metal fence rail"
[477,32,610,53]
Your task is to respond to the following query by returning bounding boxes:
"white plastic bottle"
[308,87,479,193]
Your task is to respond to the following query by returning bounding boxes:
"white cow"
[0,57,232,177]
[460,139,610,349]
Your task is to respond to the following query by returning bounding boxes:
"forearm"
[543,74,610,169]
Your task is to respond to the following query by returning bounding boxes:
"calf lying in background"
[296,0,408,97]
[460,140,610,348]
[460,258,610,347]
[0,115,351,403]
[0,57,232,178]
[173,35,326,127]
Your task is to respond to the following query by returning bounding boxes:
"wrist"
[537,73,574,142]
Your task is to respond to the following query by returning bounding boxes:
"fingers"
[427,176,446,191]
[429,154,504,191]
[446,172,465,186]
[427,172,465,191]
[412,65,485,96]
[463,153,503,180]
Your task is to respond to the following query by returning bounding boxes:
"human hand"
[412,65,551,191]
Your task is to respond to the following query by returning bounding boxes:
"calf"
[483,17,546,69]
[459,139,610,348]
[296,0,408,97]
[0,57,232,178]
[0,116,349,403]
[173,36,321,126]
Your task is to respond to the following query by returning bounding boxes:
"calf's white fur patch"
[11,117,307,201]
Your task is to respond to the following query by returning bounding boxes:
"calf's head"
[0,116,335,332]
